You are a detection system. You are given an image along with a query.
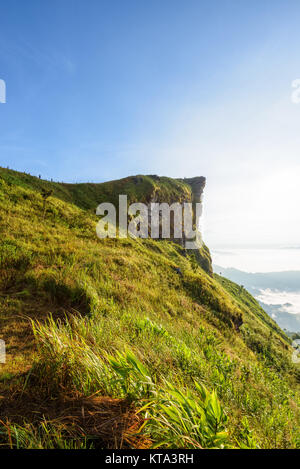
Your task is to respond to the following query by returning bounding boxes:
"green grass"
[0,167,192,210]
[0,167,299,449]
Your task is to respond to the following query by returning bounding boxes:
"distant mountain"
[259,303,300,332]
[214,265,300,332]
[213,266,300,292]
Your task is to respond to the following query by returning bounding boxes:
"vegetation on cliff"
[0,167,299,449]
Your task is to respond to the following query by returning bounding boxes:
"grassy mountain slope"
[0,167,299,449]
[0,168,192,210]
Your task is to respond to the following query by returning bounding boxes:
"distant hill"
[213,265,300,292]
[214,265,300,333]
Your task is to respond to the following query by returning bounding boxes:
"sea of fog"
[256,289,300,315]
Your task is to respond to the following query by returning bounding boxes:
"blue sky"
[1,0,300,249]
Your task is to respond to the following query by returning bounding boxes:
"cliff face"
[181,177,212,275]
[180,176,206,204]
[148,176,212,275]
[129,175,212,275]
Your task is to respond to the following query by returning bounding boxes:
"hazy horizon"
[211,246,300,273]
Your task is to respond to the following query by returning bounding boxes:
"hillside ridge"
[0,167,299,449]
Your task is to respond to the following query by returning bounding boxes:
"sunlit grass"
[0,167,299,448]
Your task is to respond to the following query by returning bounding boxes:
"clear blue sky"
[1,0,300,248]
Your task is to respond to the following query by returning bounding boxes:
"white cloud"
[257,289,300,315]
